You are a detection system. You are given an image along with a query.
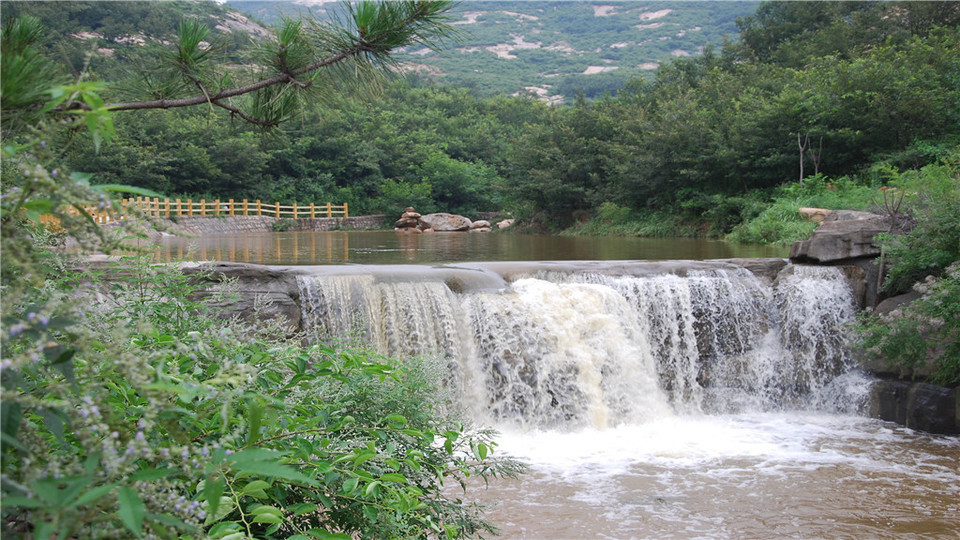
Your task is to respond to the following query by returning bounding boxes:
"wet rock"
[869,380,959,434]
[497,219,515,230]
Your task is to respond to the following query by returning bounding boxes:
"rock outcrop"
[789,210,891,263]
[869,380,959,434]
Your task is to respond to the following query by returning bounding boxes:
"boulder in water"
[419,213,472,232]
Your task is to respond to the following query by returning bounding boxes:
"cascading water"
[296,261,865,428]
[295,260,959,538]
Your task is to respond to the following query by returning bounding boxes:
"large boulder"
[789,210,890,263]
[419,213,472,232]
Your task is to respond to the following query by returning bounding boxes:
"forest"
[4,1,958,234]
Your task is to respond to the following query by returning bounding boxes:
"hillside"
[227,1,759,101]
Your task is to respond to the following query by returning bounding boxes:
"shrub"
[857,265,960,385]
[875,155,960,294]
[1,254,523,539]
[728,174,878,245]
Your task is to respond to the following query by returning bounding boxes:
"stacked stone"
[394,207,422,233]
[469,220,492,233]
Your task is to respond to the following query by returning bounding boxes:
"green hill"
[226,1,759,100]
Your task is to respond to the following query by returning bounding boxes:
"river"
[150,230,787,264]
[157,230,959,539]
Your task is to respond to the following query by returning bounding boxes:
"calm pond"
[151,230,788,264]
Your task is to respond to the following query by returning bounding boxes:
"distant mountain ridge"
[227,1,759,101]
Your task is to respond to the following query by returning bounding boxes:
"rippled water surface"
[152,230,787,264]
[467,415,960,539]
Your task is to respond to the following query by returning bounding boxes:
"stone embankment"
[145,215,386,236]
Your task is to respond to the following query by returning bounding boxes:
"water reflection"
[153,231,788,265]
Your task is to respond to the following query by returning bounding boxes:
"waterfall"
[296,262,863,428]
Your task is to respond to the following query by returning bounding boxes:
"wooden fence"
[43,197,349,225]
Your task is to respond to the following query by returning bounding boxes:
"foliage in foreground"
[2,5,521,536]
[1,249,521,539]
[855,149,960,385]
[857,265,960,385]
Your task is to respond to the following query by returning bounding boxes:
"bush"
[1,254,523,539]
[728,174,878,245]
[857,265,960,385]
[875,155,960,294]
[564,202,701,237]
[1,95,520,539]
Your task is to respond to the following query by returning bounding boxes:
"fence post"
[310,203,316,218]
[187,199,193,216]
[293,202,298,219]
[165,198,170,218]
[214,199,220,217]
[344,202,349,218]
[153,197,159,217]
[229,198,235,216]
[275,201,280,218]
[242,199,248,216]
[256,200,262,216]
[326,202,332,218]
[175,198,181,217]
[201,199,207,216]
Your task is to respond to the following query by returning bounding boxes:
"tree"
[2,4,525,539]
[6,1,457,128]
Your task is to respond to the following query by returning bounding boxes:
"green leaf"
[232,460,316,486]
[241,480,271,498]
[204,476,225,519]
[246,398,264,447]
[384,413,407,426]
[362,504,379,522]
[37,407,66,444]
[288,503,318,516]
[1,496,45,508]
[117,486,146,536]
[379,473,407,484]
[130,468,177,482]
[70,482,117,507]
[341,476,359,495]
[253,513,284,524]
[228,448,282,463]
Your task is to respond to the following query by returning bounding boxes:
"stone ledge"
[869,380,959,434]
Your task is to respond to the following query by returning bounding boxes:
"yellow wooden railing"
[42,197,349,225]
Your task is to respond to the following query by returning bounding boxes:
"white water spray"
[296,262,864,429]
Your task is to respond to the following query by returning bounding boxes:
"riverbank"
[145,214,388,235]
